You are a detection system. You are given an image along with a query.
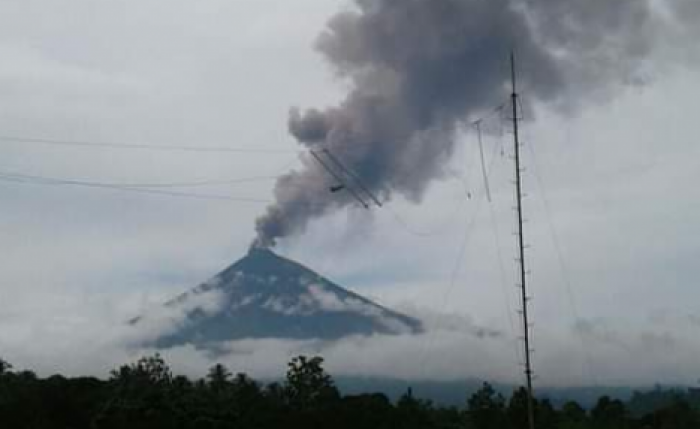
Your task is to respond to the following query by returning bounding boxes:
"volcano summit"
[134,248,422,348]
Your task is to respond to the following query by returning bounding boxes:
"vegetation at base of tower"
[0,355,698,428]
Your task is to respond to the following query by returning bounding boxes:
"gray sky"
[0,0,699,387]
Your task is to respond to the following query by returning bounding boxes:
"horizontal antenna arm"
[309,150,370,209]
[322,149,383,207]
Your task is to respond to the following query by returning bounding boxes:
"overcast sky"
[0,0,699,387]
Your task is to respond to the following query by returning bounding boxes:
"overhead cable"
[0,135,299,154]
[0,172,271,204]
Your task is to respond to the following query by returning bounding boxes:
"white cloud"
[131,286,227,344]
[0,0,698,387]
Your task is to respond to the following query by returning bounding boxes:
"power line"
[0,170,280,189]
[0,135,299,154]
[0,169,349,211]
[0,153,303,204]
[0,172,272,204]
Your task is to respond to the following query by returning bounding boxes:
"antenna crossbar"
[322,149,383,207]
[309,150,370,209]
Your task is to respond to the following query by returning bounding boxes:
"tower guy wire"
[415,122,506,379]
[525,139,599,387]
[475,121,493,202]
[486,179,522,367]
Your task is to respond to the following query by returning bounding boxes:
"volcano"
[133,248,422,348]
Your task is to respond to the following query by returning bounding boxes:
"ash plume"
[254,0,693,248]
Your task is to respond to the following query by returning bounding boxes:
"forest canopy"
[0,355,698,429]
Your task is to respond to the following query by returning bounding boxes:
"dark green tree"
[0,358,12,376]
[206,363,231,392]
[395,388,434,429]
[591,395,629,429]
[467,383,507,429]
[537,398,559,429]
[560,400,588,429]
[283,356,341,428]
[284,355,339,409]
[1,352,698,429]
[337,393,394,429]
[93,354,178,429]
[507,387,532,429]
[640,397,700,429]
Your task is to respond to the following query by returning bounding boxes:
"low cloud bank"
[1,294,699,388]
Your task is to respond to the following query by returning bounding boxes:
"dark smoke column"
[254,0,662,248]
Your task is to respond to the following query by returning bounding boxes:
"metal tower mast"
[510,52,535,429]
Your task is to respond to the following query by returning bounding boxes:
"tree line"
[0,355,698,428]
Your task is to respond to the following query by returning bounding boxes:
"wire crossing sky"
[0,0,699,384]
[0,135,299,154]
